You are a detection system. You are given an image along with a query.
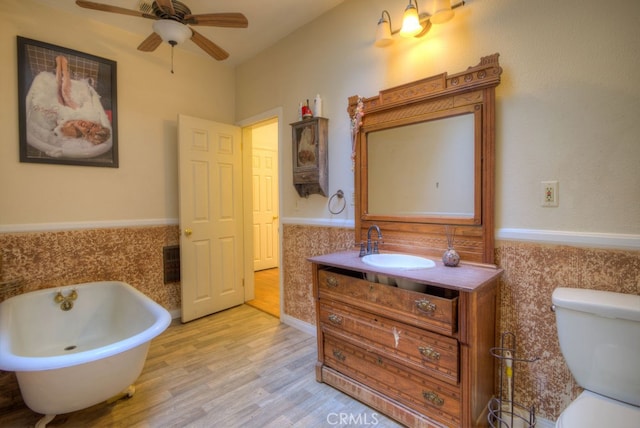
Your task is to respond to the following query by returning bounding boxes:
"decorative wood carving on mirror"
[348,54,502,264]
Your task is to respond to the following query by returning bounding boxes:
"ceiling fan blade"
[185,13,248,28]
[137,32,163,52]
[155,0,176,16]
[75,0,157,20]
[190,29,229,61]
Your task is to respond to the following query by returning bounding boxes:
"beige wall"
[0,0,235,226]
[237,0,640,235]
[2,0,637,233]
[0,226,180,308]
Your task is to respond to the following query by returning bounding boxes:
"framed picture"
[17,36,118,167]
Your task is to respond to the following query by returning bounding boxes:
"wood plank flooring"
[0,305,402,428]
[246,268,280,318]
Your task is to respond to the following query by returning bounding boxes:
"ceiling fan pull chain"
[170,41,176,74]
[171,45,174,74]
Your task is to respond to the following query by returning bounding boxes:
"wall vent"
[163,245,180,284]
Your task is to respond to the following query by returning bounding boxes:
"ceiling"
[32,0,346,67]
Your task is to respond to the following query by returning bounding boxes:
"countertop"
[309,250,503,293]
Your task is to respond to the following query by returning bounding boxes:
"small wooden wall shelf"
[291,117,328,197]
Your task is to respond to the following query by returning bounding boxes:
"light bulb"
[400,3,422,37]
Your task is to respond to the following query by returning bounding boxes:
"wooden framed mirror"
[349,54,502,264]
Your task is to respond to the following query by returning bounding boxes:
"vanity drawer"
[319,301,459,385]
[318,269,458,335]
[324,334,461,427]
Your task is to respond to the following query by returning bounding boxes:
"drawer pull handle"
[333,349,346,361]
[422,391,445,406]
[328,314,343,325]
[418,346,441,361]
[415,299,437,314]
[326,276,339,288]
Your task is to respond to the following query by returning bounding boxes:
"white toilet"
[552,287,640,428]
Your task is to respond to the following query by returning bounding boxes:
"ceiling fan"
[75,0,249,61]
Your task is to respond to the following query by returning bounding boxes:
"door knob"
[184,228,192,237]
[273,216,279,220]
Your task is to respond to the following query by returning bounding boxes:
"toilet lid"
[556,391,640,428]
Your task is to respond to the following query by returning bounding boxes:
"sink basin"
[361,254,436,269]
[396,278,428,292]
[365,272,396,286]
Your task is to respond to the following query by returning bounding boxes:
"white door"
[178,115,244,323]
[252,147,279,271]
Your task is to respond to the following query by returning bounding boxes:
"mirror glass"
[367,113,475,218]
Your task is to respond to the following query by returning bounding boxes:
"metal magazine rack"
[488,332,539,428]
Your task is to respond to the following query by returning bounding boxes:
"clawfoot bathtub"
[0,281,171,427]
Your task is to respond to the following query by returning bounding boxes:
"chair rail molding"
[496,228,640,250]
[0,218,179,233]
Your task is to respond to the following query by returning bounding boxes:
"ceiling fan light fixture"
[153,19,192,45]
[75,0,248,62]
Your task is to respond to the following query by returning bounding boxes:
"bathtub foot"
[35,414,56,428]
[125,384,136,398]
[106,384,136,404]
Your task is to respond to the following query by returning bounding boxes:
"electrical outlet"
[541,180,559,207]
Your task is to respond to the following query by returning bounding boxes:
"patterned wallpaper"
[1,224,638,422]
[495,241,639,420]
[281,224,355,324]
[0,225,180,308]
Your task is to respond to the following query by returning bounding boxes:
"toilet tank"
[552,287,640,407]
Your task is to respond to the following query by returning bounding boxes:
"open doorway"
[244,118,280,318]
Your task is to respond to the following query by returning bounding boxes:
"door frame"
[237,107,284,311]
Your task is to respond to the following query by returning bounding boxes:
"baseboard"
[281,313,317,337]
[536,416,555,428]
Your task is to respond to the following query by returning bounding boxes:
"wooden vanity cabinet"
[310,251,502,428]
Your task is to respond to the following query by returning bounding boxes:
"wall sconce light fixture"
[375,0,465,47]
[375,10,394,47]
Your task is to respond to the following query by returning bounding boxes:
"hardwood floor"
[246,268,280,318]
[0,305,402,428]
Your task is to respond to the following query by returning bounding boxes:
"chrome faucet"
[360,225,383,256]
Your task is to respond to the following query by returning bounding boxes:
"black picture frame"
[17,36,118,168]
